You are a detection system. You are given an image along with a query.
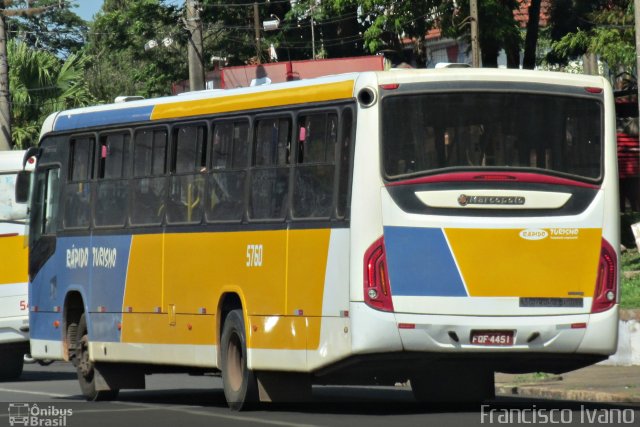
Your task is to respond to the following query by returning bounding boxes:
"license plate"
[470,330,514,346]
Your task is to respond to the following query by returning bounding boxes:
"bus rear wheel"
[220,309,258,411]
[75,314,119,401]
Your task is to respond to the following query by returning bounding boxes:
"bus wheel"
[75,314,119,401]
[0,347,24,380]
[220,309,258,411]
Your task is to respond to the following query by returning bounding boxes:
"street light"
[263,14,280,31]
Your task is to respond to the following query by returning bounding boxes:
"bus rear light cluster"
[591,238,617,314]
[363,237,394,312]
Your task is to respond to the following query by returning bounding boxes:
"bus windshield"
[382,92,603,181]
[0,172,27,222]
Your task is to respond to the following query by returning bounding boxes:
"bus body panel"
[381,188,606,316]
[29,228,353,371]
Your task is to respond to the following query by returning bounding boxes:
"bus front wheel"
[75,314,119,401]
[220,309,258,411]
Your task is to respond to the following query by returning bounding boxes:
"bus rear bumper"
[396,307,618,355]
[390,307,618,356]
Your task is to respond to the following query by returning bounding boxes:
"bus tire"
[75,314,119,401]
[0,347,24,381]
[220,309,258,411]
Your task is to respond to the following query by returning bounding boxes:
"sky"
[74,0,104,21]
[74,0,182,21]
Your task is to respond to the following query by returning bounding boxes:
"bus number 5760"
[246,244,263,267]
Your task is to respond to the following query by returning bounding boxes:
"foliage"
[8,40,94,148]
[325,0,523,67]
[85,0,187,102]
[440,0,521,68]
[621,274,640,309]
[5,0,87,57]
[202,0,275,65]
[620,245,640,309]
[322,0,446,66]
[281,0,364,61]
[546,0,635,72]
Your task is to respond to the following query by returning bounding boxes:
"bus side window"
[207,120,248,223]
[131,128,167,226]
[167,124,206,224]
[250,117,291,220]
[44,169,60,235]
[292,111,338,219]
[95,132,130,227]
[64,136,94,229]
[31,168,60,245]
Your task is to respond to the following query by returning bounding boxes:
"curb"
[496,385,640,403]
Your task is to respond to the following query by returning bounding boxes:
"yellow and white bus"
[20,69,619,408]
[0,150,30,380]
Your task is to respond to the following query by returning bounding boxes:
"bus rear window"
[382,92,602,181]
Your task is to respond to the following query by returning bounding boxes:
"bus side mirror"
[15,171,31,204]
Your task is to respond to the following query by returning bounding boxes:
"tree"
[7,0,87,57]
[439,0,521,68]
[9,40,93,148]
[522,0,542,69]
[0,0,81,150]
[322,0,444,67]
[547,0,635,74]
[85,0,187,102]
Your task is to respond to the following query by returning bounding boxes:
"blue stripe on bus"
[383,226,468,297]
[53,106,154,131]
[29,235,131,343]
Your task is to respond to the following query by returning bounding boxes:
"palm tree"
[9,40,94,148]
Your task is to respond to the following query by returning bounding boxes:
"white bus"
[22,69,618,407]
[0,150,30,380]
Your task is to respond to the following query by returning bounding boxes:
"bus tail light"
[591,238,617,313]
[364,237,394,312]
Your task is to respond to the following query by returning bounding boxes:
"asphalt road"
[0,363,638,427]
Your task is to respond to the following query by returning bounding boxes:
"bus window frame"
[130,125,170,227]
[248,112,294,223]
[94,129,132,229]
[170,121,209,176]
[377,87,605,185]
[290,106,341,221]
[64,133,96,230]
[206,116,251,225]
[166,120,209,226]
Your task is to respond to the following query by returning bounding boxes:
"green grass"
[620,248,640,308]
[621,274,640,309]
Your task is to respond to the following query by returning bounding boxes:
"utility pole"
[470,0,480,67]
[186,0,205,91]
[0,1,60,151]
[253,2,261,64]
[310,12,316,59]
